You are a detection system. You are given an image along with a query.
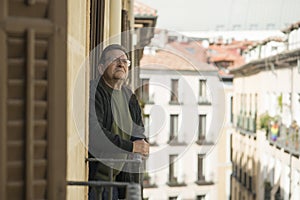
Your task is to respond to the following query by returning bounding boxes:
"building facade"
[230,21,300,200]
[139,37,233,199]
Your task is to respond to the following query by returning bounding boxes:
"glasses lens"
[119,59,131,66]
[108,58,131,66]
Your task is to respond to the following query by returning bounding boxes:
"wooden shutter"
[0,0,67,199]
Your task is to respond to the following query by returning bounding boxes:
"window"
[197,154,205,181]
[169,154,178,183]
[144,114,150,139]
[169,197,177,200]
[199,80,207,103]
[170,79,179,103]
[140,79,149,103]
[230,96,233,123]
[196,195,206,200]
[90,0,105,80]
[170,115,178,141]
[254,93,258,112]
[198,115,206,141]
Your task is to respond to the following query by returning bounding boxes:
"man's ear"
[98,64,104,75]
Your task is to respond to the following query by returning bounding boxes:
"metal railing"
[235,114,257,134]
[267,124,300,156]
[68,153,143,200]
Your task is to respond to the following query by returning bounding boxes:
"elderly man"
[88,44,149,200]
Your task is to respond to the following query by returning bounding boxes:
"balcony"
[195,176,214,186]
[142,173,157,188]
[167,176,187,187]
[140,95,155,105]
[168,135,186,146]
[169,99,182,105]
[68,154,143,200]
[267,123,300,156]
[235,114,257,135]
[231,173,256,197]
[196,136,214,146]
[198,96,211,105]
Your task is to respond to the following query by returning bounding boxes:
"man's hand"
[133,139,149,156]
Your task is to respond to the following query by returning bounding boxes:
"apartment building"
[138,36,234,199]
[230,21,300,200]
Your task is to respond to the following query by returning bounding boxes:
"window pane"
[171,79,178,102]
[199,80,206,97]
[144,115,150,138]
[141,79,149,102]
[170,115,178,140]
[198,154,205,181]
[230,96,233,123]
[198,115,206,140]
[197,195,206,200]
[169,154,178,182]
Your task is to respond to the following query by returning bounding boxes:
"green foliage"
[259,112,273,130]
[143,172,150,180]
[277,94,283,113]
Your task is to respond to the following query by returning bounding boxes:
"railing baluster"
[69,154,143,200]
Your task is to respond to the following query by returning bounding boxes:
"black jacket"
[88,77,145,183]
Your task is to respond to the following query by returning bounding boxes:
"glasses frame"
[105,56,131,67]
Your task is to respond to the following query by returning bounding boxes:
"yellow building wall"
[65,0,134,199]
[217,127,232,199]
[66,0,90,199]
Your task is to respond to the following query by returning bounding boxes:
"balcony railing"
[235,114,257,134]
[167,176,187,187]
[67,154,143,200]
[142,173,157,188]
[195,175,214,186]
[267,124,300,156]
[231,173,256,197]
[198,96,211,105]
[196,135,214,146]
[141,94,154,105]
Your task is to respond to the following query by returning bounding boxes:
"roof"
[166,40,207,64]
[140,47,216,72]
[282,20,300,33]
[208,40,252,68]
[245,36,285,52]
[134,1,157,18]
[229,48,300,77]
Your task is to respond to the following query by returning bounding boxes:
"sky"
[139,0,300,32]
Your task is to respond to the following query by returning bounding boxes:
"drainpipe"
[128,0,136,90]
[289,153,292,200]
[290,66,294,121]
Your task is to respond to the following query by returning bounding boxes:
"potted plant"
[143,172,151,185]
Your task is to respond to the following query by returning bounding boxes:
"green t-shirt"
[96,89,133,181]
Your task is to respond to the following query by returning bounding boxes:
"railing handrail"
[86,157,143,164]
[68,153,143,199]
[67,180,133,187]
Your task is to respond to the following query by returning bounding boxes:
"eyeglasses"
[106,57,131,67]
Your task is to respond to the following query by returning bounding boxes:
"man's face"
[102,49,129,81]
